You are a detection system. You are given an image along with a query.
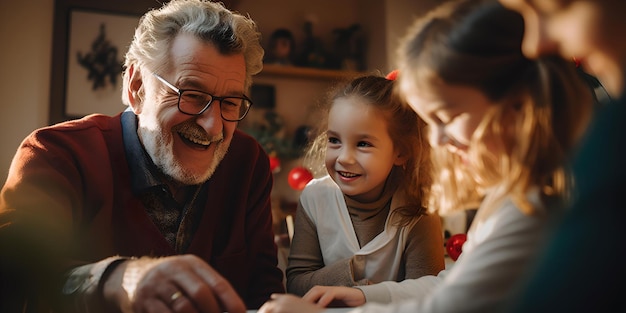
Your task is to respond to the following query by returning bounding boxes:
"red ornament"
[287,166,313,191]
[446,233,467,261]
[269,155,281,173]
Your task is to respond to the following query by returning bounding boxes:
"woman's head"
[306,75,431,218]
[397,0,593,215]
[499,0,626,97]
[399,0,533,102]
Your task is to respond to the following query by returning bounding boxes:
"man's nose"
[195,102,224,135]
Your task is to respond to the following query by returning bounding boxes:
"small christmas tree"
[241,111,304,161]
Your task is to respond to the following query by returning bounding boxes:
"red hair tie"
[386,69,399,81]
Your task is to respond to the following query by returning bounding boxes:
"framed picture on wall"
[49,0,161,124]
[63,10,138,119]
[49,0,239,125]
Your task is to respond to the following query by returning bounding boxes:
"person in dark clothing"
[498,0,626,311]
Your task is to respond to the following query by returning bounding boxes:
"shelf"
[259,64,363,81]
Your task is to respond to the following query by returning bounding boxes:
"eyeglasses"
[153,73,252,122]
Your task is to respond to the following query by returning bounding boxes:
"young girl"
[285,75,445,296]
[259,0,594,312]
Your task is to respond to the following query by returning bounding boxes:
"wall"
[235,0,361,59]
[235,0,443,75]
[384,0,443,70]
[0,0,54,182]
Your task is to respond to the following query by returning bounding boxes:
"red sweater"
[0,113,284,311]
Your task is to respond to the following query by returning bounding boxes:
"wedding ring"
[170,291,182,303]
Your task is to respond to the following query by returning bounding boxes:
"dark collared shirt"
[121,109,203,252]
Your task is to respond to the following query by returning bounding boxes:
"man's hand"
[103,254,246,313]
[303,286,366,308]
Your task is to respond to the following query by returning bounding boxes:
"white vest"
[300,175,419,283]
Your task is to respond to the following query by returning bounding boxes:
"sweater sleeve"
[0,126,107,312]
[403,213,446,280]
[61,257,128,312]
[286,201,359,296]
[237,137,286,308]
[355,271,443,304]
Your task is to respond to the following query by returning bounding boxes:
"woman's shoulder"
[473,190,550,243]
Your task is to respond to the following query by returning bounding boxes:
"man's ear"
[126,64,144,114]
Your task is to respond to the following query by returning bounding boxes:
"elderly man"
[0,1,284,312]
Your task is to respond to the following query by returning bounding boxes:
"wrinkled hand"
[258,293,324,313]
[104,255,246,313]
[303,286,366,308]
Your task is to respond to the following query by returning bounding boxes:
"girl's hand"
[303,286,366,307]
[258,294,324,313]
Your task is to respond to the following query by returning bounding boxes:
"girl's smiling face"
[325,96,404,203]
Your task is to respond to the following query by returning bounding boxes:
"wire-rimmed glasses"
[153,73,252,121]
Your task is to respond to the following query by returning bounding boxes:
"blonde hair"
[304,75,433,226]
[397,0,593,216]
[121,0,264,105]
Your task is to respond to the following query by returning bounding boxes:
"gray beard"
[138,124,228,185]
